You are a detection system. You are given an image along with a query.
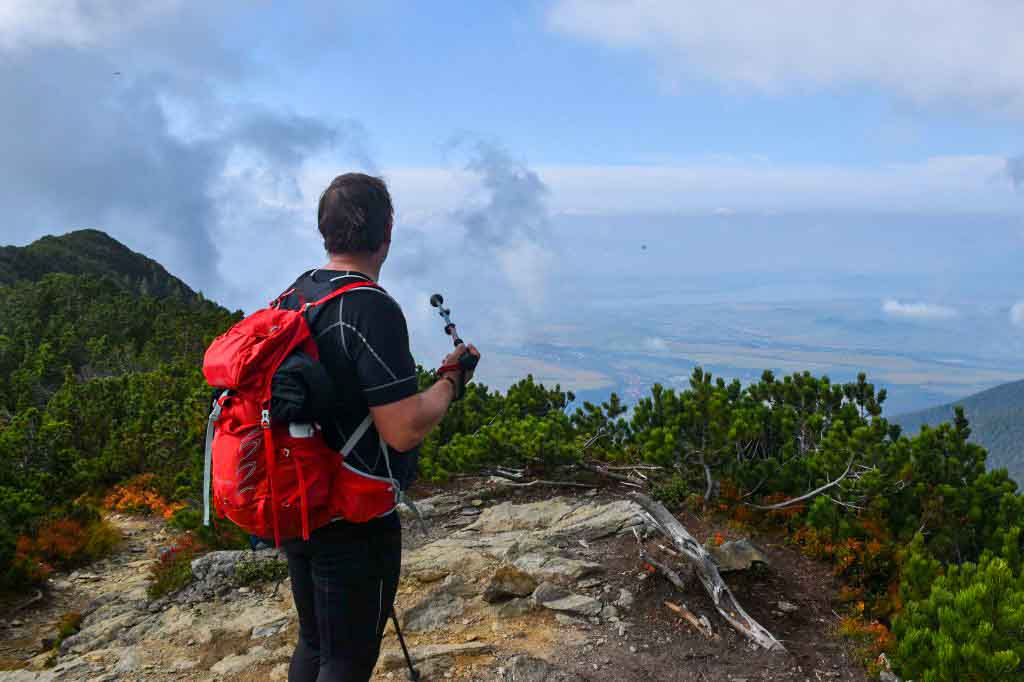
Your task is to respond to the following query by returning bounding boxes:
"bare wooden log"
[631,492,786,653]
[665,601,713,638]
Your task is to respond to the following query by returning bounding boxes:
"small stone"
[496,597,533,619]
[532,582,570,604]
[483,565,538,603]
[614,588,635,609]
[471,499,483,507]
[629,646,637,653]
[777,600,798,613]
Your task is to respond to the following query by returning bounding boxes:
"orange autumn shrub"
[838,617,894,672]
[10,535,52,585]
[11,515,120,584]
[104,474,185,519]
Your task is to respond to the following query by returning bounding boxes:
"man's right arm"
[371,344,478,451]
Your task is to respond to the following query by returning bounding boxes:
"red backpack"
[201,281,400,546]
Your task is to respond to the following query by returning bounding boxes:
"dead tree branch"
[745,457,855,511]
[578,462,644,488]
[631,493,787,653]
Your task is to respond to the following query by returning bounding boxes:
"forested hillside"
[895,379,1024,481]
[4,231,1024,679]
[0,233,239,587]
[0,230,198,301]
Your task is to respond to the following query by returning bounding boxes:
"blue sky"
[224,2,1023,168]
[2,1,1023,404]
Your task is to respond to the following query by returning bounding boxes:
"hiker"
[274,173,479,681]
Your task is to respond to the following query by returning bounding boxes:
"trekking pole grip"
[458,351,478,372]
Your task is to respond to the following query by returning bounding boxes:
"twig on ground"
[665,601,714,638]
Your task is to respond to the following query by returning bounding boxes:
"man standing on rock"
[275,173,480,681]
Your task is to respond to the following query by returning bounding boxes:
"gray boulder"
[708,539,769,572]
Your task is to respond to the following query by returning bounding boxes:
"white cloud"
[548,1,1024,116]
[0,0,181,50]
[882,299,958,320]
[1011,302,1024,327]
[362,155,1013,218]
[644,337,669,352]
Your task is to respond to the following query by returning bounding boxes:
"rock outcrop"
[1,495,648,681]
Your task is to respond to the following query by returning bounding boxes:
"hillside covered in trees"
[0,230,198,301]
[3,231,1024,680]
[895,379,1024,482]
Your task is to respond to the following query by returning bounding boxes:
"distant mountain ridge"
[0,229,198,301]
[894,379,1024,481]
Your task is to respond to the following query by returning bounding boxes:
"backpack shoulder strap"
[303,280,382,310]
[340,414,374,456]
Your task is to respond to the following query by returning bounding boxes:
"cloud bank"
[548,1,1024,116]
[1012,302,1024,328]
[883,300,958,320]
[0,2,364,301]
[1008,156,1024,191]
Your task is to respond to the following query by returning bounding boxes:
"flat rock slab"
[540,593,604,618]
[467,499,576,534]
[503,654,589,682]
[403,589,466,632]
[467,498,646,541]
[377,642,495,672]
[512,553,604,586]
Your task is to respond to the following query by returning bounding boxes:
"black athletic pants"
[282,521,402,682]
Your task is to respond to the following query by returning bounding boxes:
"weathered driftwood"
[631,492,786,653]
[665,600,713,638]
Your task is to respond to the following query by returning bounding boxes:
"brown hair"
[317,173,393,254]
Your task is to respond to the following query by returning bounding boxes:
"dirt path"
[0,513,168,671]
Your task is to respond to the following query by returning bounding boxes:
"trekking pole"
[430,293,479,372]
[390,608,420,681]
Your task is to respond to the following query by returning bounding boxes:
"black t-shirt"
[276,269,420,533]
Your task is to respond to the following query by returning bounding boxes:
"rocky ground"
[0,482,875,681]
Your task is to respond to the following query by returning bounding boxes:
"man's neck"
[322,254,381,281]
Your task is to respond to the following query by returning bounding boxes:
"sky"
[2,1,1024,405]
